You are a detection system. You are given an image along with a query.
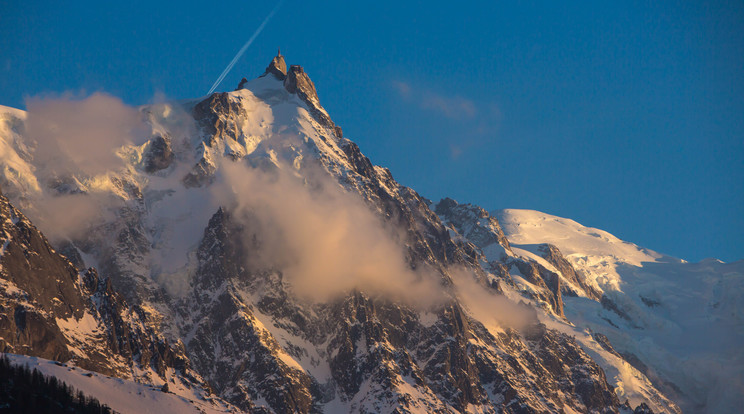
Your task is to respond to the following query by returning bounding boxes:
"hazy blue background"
[1,1,742,262]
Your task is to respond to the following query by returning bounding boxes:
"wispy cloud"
[25,92,148,176]
[391,80,412,98]
[19,92,196,243]
[421,92,477,120]
[392,80,478,120]
[211,160,447,307]
[390,80,502,158]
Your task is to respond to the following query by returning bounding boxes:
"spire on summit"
[235,51,343,138]
[261,49,287,80]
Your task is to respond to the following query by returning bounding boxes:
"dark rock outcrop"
[0,196,86,319]
[0,193,87,363]
[634,402,655,413]
[192,92,244,148]
[143,134,174,173]
[600,295,636,326]
[236,77,248,90]
[538,243,601,300]
[185,91,245,186]
[283,65,318,103]
[592,332,622,358]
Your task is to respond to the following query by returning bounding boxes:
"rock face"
[1,191,85,363]
[283,65,317,102]
[434,197,512,253]
[175,205,624,413]
[537,243,602,300]
[0,54,680,413]
[512,260,565,318]
[0,191,211,393]
[179,208,315,413]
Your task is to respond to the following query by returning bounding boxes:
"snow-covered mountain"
[494,209,744,413]
[0,51,739,413]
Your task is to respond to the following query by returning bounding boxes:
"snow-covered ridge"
[495,208,686,293]
[0,105,26,120]
[495,208,744,413]
[496,209,673,264]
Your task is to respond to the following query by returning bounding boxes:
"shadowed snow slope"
[4,354,234,414]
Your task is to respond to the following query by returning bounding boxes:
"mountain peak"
[261,48,287,80]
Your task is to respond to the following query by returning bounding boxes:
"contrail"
[207,0,285,95]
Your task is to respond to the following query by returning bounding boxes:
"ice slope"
[4,353,234,414]
[495,208,744,413]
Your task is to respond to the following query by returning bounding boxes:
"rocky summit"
[0,52,740,413]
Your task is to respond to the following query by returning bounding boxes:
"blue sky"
[1,1,742,262]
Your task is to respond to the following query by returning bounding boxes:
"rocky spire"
[231,51,343,137]
[283,64,342,137]
[262,48,287,80]
[283,65,318,103]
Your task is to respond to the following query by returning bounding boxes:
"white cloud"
[25,92,149,177]
[19,92,151,241]
[210,160,446,306]
[450,267,533,331]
